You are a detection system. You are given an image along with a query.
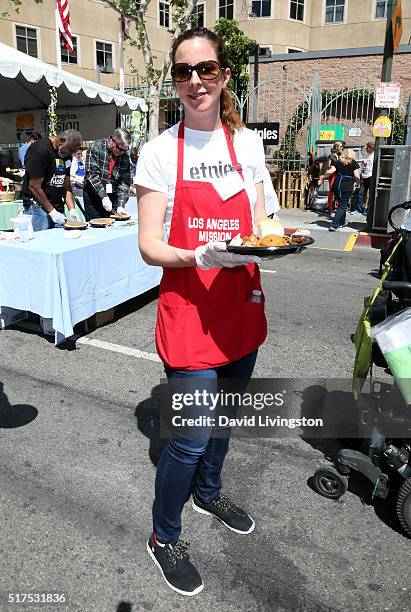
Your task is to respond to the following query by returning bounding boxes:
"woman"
[135,27,269,596]
[318,148,360,231]
[326,141,343,215]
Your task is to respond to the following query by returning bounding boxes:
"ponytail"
[220,89,244,142]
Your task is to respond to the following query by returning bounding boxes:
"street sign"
[348,126,362,137]
[372,115,392,138]
[319,125,345,141]
[392,0,403,52]
[247,122,279,145]
[375,82,401,108]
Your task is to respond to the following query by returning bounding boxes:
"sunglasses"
[111,139,128,152]
[171,60,222,83]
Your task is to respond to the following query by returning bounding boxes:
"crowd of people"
[18,127,136,231]
[317,139,375,231]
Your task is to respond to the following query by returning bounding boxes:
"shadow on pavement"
[116,602,132,611]
[134,384,168,467]
[0,380,38,428]
[299,384,406,538]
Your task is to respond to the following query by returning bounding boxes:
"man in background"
[354,142,375,216]
[19,132,42,169]
[83,128,131,220]
[22,129,82,231]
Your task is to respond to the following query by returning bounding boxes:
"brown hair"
[170,27,244,140]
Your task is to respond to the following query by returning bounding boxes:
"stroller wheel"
[313,466,348,500]
[396,478,411,538]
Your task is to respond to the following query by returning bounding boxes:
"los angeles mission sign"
[247,122,280,145]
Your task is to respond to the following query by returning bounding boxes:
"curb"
[284,227,391,252]
[354,232,391,249]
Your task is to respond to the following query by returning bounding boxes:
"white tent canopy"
[0,43,147,143]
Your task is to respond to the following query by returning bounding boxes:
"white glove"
[68,208,79,221]
[49,209,66,226]
[195,241,261,270]
[117,206,127,214]
[102,197,112,212]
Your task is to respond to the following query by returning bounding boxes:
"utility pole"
[252,42,259,123]
[367,0,398,231]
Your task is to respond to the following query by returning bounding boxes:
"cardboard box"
[0,306,28,329]
[84,308,115,333]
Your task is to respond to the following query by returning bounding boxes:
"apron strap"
[337,173,353,198]
[177,122,185,187]
[222,125,244,181]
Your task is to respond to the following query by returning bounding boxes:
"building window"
[61,36,78,65]
[96,41,113,70]
[290,0,304,21]
[219,0,234,20]
[15,25,38,57]
[259,45,272,57]
[192,3,205,27]
[251,0,271,18]
[375,0,388,19]
[288,47,303,53]
[159,1,170,28]
[325,0,345,23]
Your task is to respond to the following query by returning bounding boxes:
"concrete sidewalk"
[277,208,390,251]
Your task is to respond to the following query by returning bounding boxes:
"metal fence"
[125,65,407,208]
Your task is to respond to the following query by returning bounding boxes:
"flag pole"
[119,17,125,94]
[55,7,62,70]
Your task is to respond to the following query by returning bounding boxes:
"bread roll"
[256,217,284,238]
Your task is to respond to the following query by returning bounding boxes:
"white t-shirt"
[134,123,267,234]
[362,152,374,179]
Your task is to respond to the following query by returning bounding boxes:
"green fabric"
[352,235,404,398]
[383,344,411,404]
[64,202,86,223]
[0,200,20,230]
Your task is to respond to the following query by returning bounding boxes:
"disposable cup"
[10,215,33,241]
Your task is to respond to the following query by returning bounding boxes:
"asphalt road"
[0,246,410,612]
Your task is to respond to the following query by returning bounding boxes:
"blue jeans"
[153,351,258,543]
[357,177,371,213]
[331,190,351,229]
[24,202,52,231]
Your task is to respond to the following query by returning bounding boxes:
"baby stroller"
[312,200,411,538]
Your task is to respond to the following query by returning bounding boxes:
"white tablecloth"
[0,219,162,344]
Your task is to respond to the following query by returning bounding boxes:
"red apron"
[156,122,267,370]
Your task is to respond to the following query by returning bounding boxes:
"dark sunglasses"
[171,60,222,83]
[110,138,128,152]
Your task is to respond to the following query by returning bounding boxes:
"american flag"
[56,0,73,52]
[121,14,130,39]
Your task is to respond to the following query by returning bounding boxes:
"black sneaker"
[146,534,204,596]
[192,492,255,534]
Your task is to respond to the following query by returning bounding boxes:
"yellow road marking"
[344,233,358,252]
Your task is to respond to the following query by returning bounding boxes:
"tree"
[7,0,198,140]
[214,18,252,102]
[103,0,199,139]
